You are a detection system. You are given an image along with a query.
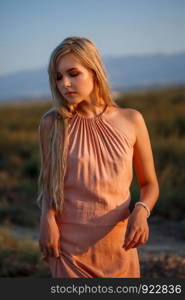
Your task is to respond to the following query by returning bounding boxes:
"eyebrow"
[56,67,79,74]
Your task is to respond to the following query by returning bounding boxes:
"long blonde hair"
[36,36,118,213]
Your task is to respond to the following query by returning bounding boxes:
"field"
[0,84,185,277]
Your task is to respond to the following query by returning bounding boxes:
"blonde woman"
[37,36,159,278]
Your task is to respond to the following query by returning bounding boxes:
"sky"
[0,0,185,76]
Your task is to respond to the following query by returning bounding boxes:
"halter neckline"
[76,104,108,120]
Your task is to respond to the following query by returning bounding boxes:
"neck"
[75,100,106,118]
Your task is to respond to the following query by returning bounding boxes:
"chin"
[67,98,81,105]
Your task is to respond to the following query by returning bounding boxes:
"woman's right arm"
[38,112,61,258]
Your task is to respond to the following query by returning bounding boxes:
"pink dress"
[45,104,140,278]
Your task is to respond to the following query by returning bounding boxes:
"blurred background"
[0,0,185,278]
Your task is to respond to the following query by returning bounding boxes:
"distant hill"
[0,52,184,102]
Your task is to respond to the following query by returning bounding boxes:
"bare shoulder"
[125,108,147,131]
[122,108,151,145]
[105,106,141,145]
[118,107,144,126]
[119,108,147,142]
[120,108,141,120]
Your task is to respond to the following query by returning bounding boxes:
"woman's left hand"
[123,205,149,250]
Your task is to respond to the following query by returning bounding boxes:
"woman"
[37,36,159,278]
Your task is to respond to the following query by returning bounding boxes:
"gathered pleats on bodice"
[56,105,135,225]
[46,105,140,278]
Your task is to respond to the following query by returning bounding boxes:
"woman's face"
[55,53,95,106]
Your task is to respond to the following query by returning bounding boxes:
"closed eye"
[70,73,79,77]
[56,73,79,81]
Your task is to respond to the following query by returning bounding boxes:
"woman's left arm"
[123,109,160,251]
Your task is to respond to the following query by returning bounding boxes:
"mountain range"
[0,52,184,102]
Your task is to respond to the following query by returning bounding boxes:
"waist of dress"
[56,201,131,226]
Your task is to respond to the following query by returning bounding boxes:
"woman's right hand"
[39,213,61,259]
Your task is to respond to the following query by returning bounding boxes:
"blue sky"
[0,0,185,76]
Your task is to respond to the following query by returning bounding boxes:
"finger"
[124,231,140,250]
[53,246,60,258]
[124,227,131,242]
[124,225,137,241]
[134,232,147,248]
[132,237,142,248]
[48,246,54,257]
[42,245,53,257]
[124,229,138,249]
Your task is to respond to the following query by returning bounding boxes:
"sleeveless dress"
[45,104,140,278]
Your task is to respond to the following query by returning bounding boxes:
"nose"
[62,76,71,88]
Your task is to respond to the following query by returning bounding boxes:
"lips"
[65,91,76,95]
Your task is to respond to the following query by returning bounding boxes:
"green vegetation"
[0,85,185,278]
[0,227,50,277]
[116,85,185,220]
[0,85,184,229]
